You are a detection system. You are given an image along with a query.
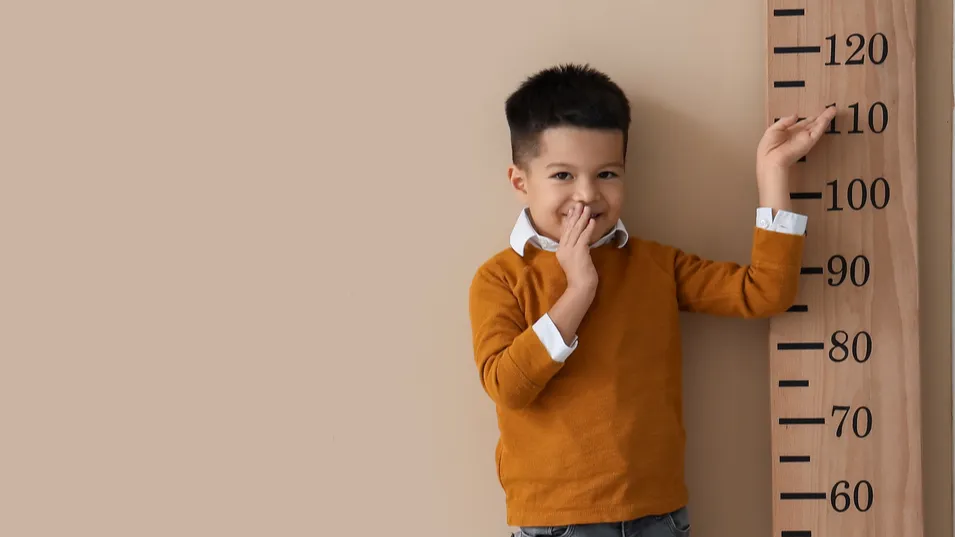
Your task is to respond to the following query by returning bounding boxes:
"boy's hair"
[504,63,631,168]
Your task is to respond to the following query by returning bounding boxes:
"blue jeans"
[514,506,690,537]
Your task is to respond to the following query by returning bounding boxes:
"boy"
[468,63,836,537]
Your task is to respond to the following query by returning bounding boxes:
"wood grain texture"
[766,1,923,537]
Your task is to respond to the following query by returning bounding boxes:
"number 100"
[826,178,890,211]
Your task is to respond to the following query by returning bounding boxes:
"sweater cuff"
[532,314,578,363]
[511,325,567,387]
[751,226,805,267]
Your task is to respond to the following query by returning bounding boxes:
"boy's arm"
[673,106,834,317]
[673,210,805,317]
[673,153,809,318]
[468,265,589,409]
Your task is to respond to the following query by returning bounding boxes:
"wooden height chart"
[766,2,922,537]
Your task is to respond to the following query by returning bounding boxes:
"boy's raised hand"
[755,106,838,210]
[757,106,838,171]
[557,202,598,292]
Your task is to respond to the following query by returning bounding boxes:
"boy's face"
[508,126,626,244]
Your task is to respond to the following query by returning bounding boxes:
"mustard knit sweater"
[468,227,804,526]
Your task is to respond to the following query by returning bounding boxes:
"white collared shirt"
[509,208,630,256]
[510,206,807,363]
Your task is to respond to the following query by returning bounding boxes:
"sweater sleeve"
[673,227,805,318]
[468,263,565,409]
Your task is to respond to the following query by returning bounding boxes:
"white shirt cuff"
[756,207,807,235]
[532,314,577,363]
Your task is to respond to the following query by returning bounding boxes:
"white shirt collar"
[509,207,629,256]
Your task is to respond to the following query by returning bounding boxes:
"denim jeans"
[514,505,690,537]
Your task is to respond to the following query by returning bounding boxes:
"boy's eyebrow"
[546,161,625,169]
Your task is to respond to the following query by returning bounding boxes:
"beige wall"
[2,2,950,536]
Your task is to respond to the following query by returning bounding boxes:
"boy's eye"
[551,172,572,180]
[598,171,619,179]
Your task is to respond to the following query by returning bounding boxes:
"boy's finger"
[579,216,597,246]
[816,107,837,131]
[560,204,578,244]
[568,206,591,245]
[809,114,830,138]
[576,206,592,236]
[788,107,834,134]
[787,115,815,133]
[770,114,799,130]
[797,112,832,144]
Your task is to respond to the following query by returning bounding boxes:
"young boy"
[468,64,836,537]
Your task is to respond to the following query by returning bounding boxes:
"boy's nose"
[574,182,599,203]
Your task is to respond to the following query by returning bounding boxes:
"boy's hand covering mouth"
[556,202,599,292]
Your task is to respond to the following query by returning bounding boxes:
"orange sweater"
[468,227,804,526]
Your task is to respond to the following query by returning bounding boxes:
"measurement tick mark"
[777,342,824,350]
[773,9,805,16]
[779,380,809,387]
[774,46,821,54]
[779,417,825,425]
[801,266,823,275]
[781,492,826,500]
[781,532,812,537]
[779,455,811,463]
[774,80,805,88]
[787,305,808,313]
[790,191,822,200]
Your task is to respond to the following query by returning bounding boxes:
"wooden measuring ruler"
[766,2,922,537]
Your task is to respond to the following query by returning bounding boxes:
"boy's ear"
[507,165,528,199]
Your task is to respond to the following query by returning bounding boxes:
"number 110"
[826,102,888,134]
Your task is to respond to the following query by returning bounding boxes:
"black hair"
[504,63,631,167]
